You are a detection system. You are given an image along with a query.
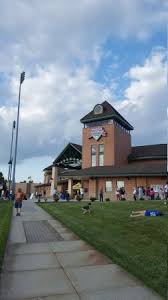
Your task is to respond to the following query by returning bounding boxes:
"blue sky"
[0,0,167,182]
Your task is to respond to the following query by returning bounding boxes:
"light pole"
[8,120,16,193]
[12,72,25,197]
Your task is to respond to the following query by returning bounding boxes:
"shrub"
[139,197,145,200]
[105,198,110,202]
[76,195,82,201]
[90,197,96,202]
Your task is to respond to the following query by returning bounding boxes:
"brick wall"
[114,125,131,165]
[82,123,131,169]
[82,176,167,201]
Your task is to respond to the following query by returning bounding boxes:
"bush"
[105,198,110,202]
[76,195,82,201]
[90,197,96,202]
[53,195,59,202]
[139,197,145,200]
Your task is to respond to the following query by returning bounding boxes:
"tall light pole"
[8,120,16,193]
[12,72,25,197]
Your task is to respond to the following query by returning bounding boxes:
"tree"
[0,172,7,191]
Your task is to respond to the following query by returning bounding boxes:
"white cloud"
[117,48,167,145]
[0,64,113,164]
[0,0,167,71]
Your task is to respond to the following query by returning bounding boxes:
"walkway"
[0,199,162,300]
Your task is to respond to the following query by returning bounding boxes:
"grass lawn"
[39,200,168,298]
[0,201,12,272]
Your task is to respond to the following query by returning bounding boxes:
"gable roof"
[80,100,133,130]
[43,165,53,171]
[70,143,82,154]
[53,142,82,165]
[129,144,167,161]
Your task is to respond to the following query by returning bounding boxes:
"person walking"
[99,187,104,202]
[15,188,24,216]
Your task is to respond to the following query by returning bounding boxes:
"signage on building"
[89,127,107,141]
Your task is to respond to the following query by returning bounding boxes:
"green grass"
[0,201,12,271]
[39,201,168,298]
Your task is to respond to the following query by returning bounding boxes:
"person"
[65,191,70,201]
[133,187,138,201]
[99,187,103,202]
[130,209,164,217]
[159,187,164,200]
[164,182,168,201]
[115,188,120,201]
[150,188,155,200]
[146,187,151,200]
[138,186,144,200]
[53,189,59,202]
[37,192,42,202]
[82,202,92,214]
[80,187,84,199]
[15,188,24,216]
[43,190,47,202]
[120,187,126,200]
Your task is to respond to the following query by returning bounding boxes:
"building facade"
[36,101,167,200]
[16,181,37,197]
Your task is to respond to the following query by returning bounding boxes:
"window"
[99,144,104,166]
[91,145,96,167]
[150,184,163,192]
[117,181,124,189]
[105,181,112,192]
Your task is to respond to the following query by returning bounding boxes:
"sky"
[0,0,167,183]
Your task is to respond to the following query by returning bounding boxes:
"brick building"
[16,181,37,197]
[37,101,167,200]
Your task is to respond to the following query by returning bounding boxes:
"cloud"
[0,64,113,164]
[0,0,167,71]
[117,48,167,145]
[0,47,166,168]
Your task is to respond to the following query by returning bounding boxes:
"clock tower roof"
[80,100,134,131]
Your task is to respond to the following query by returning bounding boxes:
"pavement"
[0,199,162,300]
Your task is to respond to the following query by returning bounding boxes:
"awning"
[72,182,81,190]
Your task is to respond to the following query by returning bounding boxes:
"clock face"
[94,104,103,115]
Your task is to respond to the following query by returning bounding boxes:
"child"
[130,210,164,217]
[82,203,92,214]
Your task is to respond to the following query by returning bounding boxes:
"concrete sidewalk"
[0,199,162,300]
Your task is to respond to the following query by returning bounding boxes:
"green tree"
[0,172,7,190]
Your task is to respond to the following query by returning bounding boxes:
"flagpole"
[12,72,25,197]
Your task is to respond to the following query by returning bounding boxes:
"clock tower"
[80,101,134,169]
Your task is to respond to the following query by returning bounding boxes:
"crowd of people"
[132,184,168,201]
[98,183,168,202]
[0,189,14,200]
